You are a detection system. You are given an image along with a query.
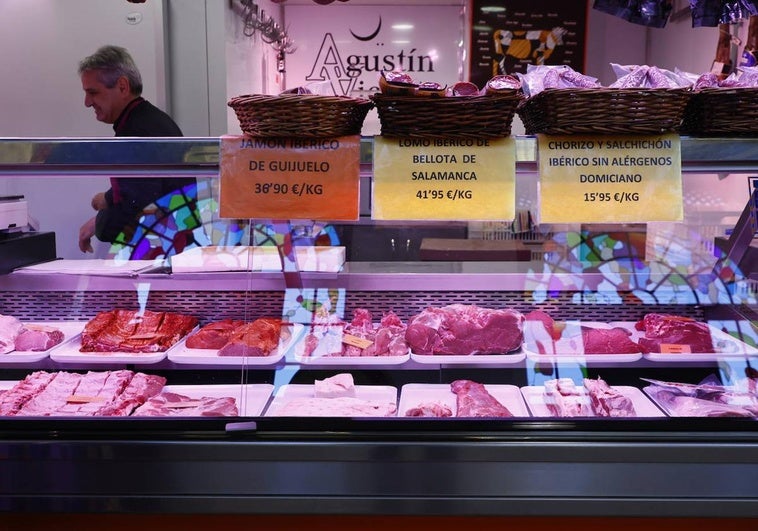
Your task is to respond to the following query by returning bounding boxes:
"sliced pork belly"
[0,371,57,415]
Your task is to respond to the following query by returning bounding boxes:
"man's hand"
[79,216,97,253]
[91,192,107,211]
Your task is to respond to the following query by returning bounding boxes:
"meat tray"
[168,323,304,366]
[398,383,530,417]
[409,350,526,366]
[263,383,398,417]
[522,321,643,364]
[293,327,410,366]
[50,327,197,365]
[520,385,666,418]
[610,321,758,362]
[1,321,85,365]
[159,383,274,416]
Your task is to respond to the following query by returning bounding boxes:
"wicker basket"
[517,87,692,135]
[370,90,523,138]
[680,87,758,136]
[228,94,373,137]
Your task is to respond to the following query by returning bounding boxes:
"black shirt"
[95,97,196,243]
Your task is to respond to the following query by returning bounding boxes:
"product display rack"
[0,136,757,517]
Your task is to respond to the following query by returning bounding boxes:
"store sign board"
[538,133,683,223]
[219,135,360,221]
[372,136,516,221]
[283,5,463,97]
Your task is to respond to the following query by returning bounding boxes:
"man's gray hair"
[78,45,143,95]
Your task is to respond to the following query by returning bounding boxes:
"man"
[77,44,195,254]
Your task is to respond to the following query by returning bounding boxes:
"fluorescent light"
[391,23,414,30]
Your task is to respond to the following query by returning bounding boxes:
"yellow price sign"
[538,134,683,223]
[372,136,516,220]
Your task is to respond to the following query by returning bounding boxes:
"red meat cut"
[634,313,714,353]
[406,304,524,355]
[186,319,245,349]
[217,317,289,356]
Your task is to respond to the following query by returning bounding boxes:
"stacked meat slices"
[0,370,238,417]
[81,309,198,353]
[186,317,291,356]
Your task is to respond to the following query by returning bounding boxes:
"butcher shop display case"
[0,136,758,517]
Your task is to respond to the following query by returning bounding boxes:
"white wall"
[0,1,750,259]
[0,0,168,259]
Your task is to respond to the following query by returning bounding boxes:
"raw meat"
[0,371,57,415]
[524,310,563,341]
[185,319,245,349]
[132,392,238,417]
[580,326,643,354]
[15,371,83,416]
[14,325,64,352]
[645,386,754,417]
[543,378,592,417]
[217,317,289,357]
[641,377,758,414]
[56,370,134,416]
[404,402,453,417]
[0,314,23,354]
[80,309,198,353]
[450,380,513,417]
[300,310,409,358]
[274,396,397,417]
[314,373,356,398]
[634,313,714,353]
[95,372,167,416]
[583,377,636,417]
[406,304,524,355]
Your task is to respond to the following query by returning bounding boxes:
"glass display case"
[0,136,757,517]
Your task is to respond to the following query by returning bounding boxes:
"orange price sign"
[219,135,360,220]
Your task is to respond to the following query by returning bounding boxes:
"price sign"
[219,135,360,220]
[538,134,683,223]
[372,136,516,220]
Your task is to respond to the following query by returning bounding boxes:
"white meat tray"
[264,383,398,417]
[410,350,526,365]
[522,320,643,363]
[0,321,85,364]
[168,323,303,366]
[398,383,530,417]
[0,382,274,417]
[159,383,274,416]
[50,327,196,365]
[521,385,666,418]
[610,321,758,362]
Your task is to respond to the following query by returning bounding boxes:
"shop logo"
[305,17,435,96]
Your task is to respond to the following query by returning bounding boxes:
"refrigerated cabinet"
[0,136,757,517]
